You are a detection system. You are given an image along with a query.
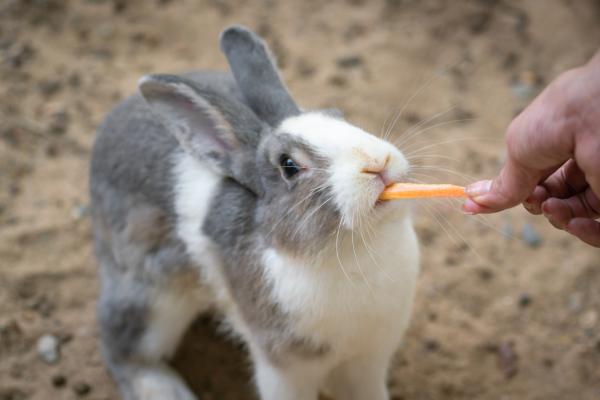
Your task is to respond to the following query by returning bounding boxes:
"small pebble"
[424,338,440,352]
[522,223,542,247]
[497,341,519,379]
[73,382,91,397]
[52,374,67,387]
[38,79,62,97]
[296,58,316,77]
[477,268,494,282]
[542,358,554,369]
[49,110,70,135]
[510,71,542,99]
[328,75,347,87]
[336,55,362,69]
[518,293,532,308]
[467,10,492,34]
[37,334,60,364]
[71,204,89,220]
[510,82,535,99]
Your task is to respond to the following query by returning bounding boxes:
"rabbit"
[90,25,420,400]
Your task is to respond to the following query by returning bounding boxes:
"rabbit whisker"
[335,215,353,286]
[290,195,334,241]
[406,153,462,163]
[394,105,457,148]
[359,210,397,284]
[402,136,500,159]
[395,118,477,149]
[266,184,329,237]
[409,166,478,182]
[351,209,373,295]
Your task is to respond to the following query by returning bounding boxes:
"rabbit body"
[90,27,419,400]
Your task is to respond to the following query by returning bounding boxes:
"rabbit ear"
[139,74,265,195]
[220,25,300,127]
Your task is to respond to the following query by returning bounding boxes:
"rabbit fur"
[90,25,419,400]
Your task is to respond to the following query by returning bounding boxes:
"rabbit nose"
[362,155,394,186]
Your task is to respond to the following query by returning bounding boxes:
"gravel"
[36,334,60,364]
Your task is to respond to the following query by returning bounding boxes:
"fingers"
[522,159,588,214]
[541,186,600,225]
[540,187,600,247]
[522,185,549,215]
[463,158,544,214]
[540,159,588,197]
[566,218,600,247]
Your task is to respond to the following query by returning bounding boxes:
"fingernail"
[543,211,565,230]
[461,198,479,215]
[466,180,492,198]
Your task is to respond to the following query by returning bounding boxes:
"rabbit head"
[139,26,410,258]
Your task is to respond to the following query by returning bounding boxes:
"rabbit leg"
[99,283,202,400]
[253,357,328,400]
[324,355,390,400]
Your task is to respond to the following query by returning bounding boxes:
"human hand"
[463,51,600,247]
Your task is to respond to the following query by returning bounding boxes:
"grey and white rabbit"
[90,26,419,400]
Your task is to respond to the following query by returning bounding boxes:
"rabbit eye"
[279,154,300,179]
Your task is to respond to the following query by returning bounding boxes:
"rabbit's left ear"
[139,74,265,195]
[220,25,300,127]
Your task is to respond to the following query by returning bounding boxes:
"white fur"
[138,289,206,360]
[254,355,332,400]
[172,152,254,339]
[132,365,196,400]
[256,214,418,400]
[263,216,419,355]
[173,152,229,302]
[137,153,223,362]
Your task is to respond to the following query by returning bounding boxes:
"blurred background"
[1,0,599,399]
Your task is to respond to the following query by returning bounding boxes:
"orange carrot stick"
[379,183,467,200]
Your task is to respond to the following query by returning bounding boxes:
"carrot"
[379,183,467,200]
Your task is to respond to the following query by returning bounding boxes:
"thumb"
[463,157,545,214]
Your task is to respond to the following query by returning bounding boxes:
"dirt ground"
[1,0,600,399]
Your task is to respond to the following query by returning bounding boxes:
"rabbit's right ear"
[139,74,265,195]
[220,26,300,127]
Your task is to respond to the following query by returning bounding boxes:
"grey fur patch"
[202,131,338,365]
[220,25,300,127]
[91,33,339,384]
[93,201,199,363]
[98,293,148,361]
[257,133,341,257]
[139,74,268,196]
[90,79,214,364]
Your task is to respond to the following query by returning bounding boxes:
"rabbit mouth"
[373,198,395,211]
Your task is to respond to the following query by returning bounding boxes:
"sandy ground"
[1,0,600,399]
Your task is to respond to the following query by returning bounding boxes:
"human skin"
[463,51,600,247]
